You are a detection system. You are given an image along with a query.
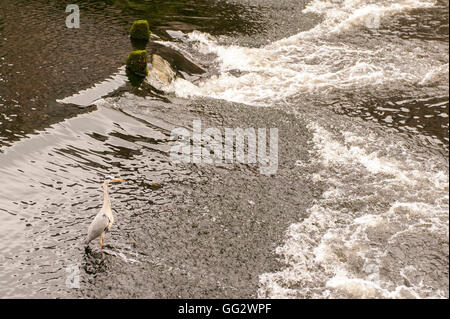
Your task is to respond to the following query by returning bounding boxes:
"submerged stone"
[149,42,205,76]
[129,20,151,41]
[146,54,176,89]
[126,50,148,77]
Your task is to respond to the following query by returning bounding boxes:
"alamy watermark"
[170,120,279,175]
[66,4,80,29]
[365,13,381,29]
[66,264,80,289]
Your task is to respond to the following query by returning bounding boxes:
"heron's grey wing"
[84,211,110,245]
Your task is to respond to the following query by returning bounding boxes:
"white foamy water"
[159,0,449,298]
[163,0,446,105]
[298,0,436,37]
[258,120,448,298]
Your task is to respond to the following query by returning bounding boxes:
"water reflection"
[126,69,146,88]
[0,0,263,149]
[0,99,190,297]
[131,38,149,51]
[101,0,264,38]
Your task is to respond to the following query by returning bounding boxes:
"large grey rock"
[146,54,176,90]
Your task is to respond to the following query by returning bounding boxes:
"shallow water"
[0,0,448,298]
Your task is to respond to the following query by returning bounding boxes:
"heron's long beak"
[110,178,126,183]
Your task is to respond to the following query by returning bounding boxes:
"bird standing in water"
[84,177,125,253]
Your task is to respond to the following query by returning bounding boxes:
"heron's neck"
[102,181,111,211]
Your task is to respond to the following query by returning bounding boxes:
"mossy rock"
[126,50,149,76]
[126,68,145,87]
[129,20,151,41]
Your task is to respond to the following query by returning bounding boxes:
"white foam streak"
[167,1,443,105]
[161,0,449,298]
[258,121,448,299]
[301,0,436,38]
[419,63,450,86]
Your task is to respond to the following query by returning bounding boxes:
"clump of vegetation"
[129,20,151,41]
[126,50,148,76]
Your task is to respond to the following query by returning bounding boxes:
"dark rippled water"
[0,0,263,149]
[0,0,448,298]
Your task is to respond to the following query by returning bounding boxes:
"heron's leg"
[100,233,105,258]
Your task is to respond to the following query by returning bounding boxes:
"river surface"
[0,0,448,298]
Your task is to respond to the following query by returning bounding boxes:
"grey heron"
[84,177,125,253]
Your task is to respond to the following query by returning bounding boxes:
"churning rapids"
[0,0,448,298]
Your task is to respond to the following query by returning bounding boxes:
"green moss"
[129,20,150,41]
[126,50,148,76]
